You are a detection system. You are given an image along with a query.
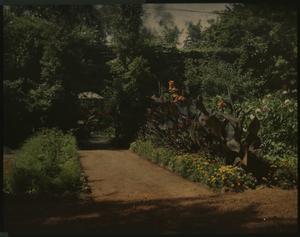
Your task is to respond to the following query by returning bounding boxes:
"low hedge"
[130,139,257,192]
[263,154,298,189]
[131,139,297,191]
[4,128,83,195]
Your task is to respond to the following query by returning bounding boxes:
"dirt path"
[80,149,213,201]
[79,149,298,233]
[4,148,298,234]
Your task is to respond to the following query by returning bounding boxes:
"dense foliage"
[4,6,108,147]
[239,91,297,157]
[105,56,155,144]
[199,4,297,95]
[5,129,82,195]
[183,59,255,101]
[3,4,297,191]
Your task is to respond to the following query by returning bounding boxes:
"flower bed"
[130,139,257,192]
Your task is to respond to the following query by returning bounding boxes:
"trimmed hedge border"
[130,139,257,192]
[130,139,298,191]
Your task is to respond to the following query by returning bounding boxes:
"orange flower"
[168,80,175,89]
[177,95,185,101]
[180,96,186,101]
[168,80,185,103]
[168,81,179,94]
[168,80,175,88]
[173,95,185,103]
[217,99,226,109]
[172,88,178,94]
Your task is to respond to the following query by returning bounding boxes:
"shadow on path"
[78,137,129,150]
[4,137,298,235]
[4,195,297,235]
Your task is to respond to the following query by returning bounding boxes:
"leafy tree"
[184,59,254,102]
[9,5,104,39]
[4,6,107,146]
[156,12,181,48]
[101,4,144,64]
[183,20,202,49]
[105,56,154,144]
[100,4,158,144]
[160,24,181,48]
[200,3,297,95]
[4,12,64,146]
[140,10,182,48]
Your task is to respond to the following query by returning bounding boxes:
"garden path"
[77,148,298,233]
[79,149,213,201]
[4,144,298,234]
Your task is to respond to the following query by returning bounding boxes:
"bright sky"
[143,3,228,46]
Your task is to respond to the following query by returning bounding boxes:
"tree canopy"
[3,3,297,147]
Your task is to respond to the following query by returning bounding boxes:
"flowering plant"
[239,90,297,157]
[146,81,264,179]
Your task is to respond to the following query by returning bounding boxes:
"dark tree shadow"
[78,137,129,150]
[4,194,298,235]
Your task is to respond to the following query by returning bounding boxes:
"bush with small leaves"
[239,91,297,157]
[7,128,82,195]
[208,165,257,191]
[263,155,297,189]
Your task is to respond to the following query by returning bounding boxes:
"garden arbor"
[77,91,106,138]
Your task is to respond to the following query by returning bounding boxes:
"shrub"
[208,165,257,191]
[3,174,13,194]
[172,154,220,183]
[240,91,297,157]
[102,127,116,139]
[263,154,298,189]
[130,139,176,166]
[183,59,255,100]
[8,128,82,195]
